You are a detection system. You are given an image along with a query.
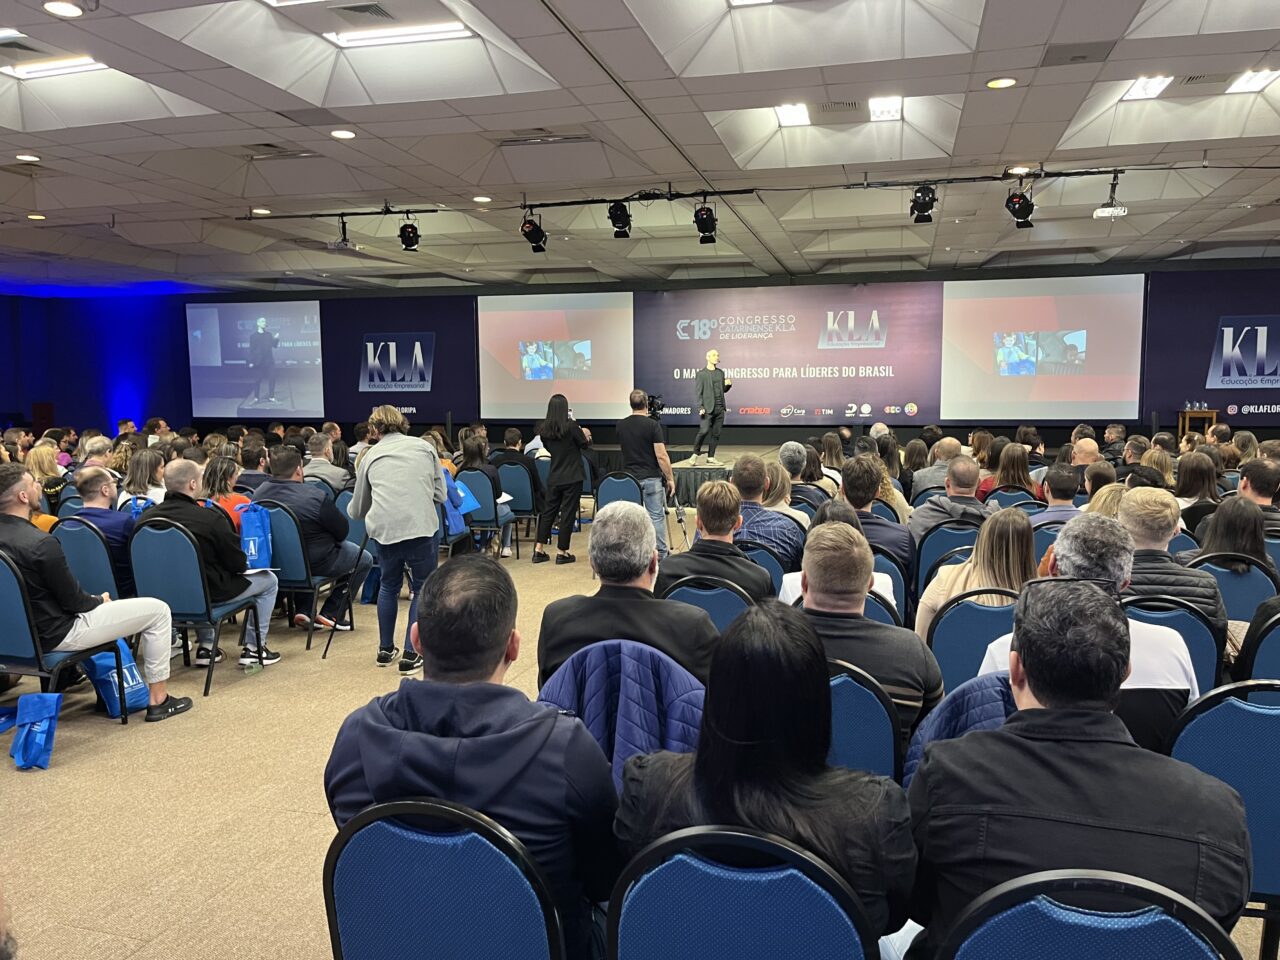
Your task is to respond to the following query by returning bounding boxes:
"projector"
[327,238,362,251]
[1093,203,1128,219]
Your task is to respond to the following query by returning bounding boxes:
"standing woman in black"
[533,393,588,565]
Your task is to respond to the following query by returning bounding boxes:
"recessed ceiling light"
[26,213,45,220]
[323,21,472,47]
[472,195,492,203]
[1122,76,1173,101]
[0,29,26,40]
[1006,165,1033,176]
[251,207,271,215]
[986,77,1017,89]
[728,0,772,6]
[868,96,903,121]
[14,154,39,162]
[330,129,356,140]
[41,1,83,17]
[774,103,810,127]
[1227,69,1280,94]
[0,56,106,79]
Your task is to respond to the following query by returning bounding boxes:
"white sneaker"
[705,456,723,466]
[689,454,703,466]
[500,547,512,558]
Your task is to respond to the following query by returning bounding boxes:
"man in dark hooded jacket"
[324,554,619,959]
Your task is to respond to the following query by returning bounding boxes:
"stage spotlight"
[1005,190,1035,229]
[398,221,420,251]
[607,201,631,238]
[520,214,547,253]
[910,184,936,224]
[693,203,717,244]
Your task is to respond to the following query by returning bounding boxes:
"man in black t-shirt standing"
[616,390,676,559]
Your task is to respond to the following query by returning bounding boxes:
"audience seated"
[760,460,811,529]
[0,463,190,720]
[235,442,270,491]
[1117,487,1227,641]
[1235,430,1259,463]
[776,499,895,607]
[1070,437,1102,491]
[457,436,516,556]
[979,513,1198,750]
[71,436,117,479]
[1174,450,1221,519]
[325,555,619,960]
[909,437,961,493]
[653,480,773,602]
[489,427,546,509]
[1142,448,1176,487]
[841,454,915,580]
[802,444,839,499]
[1126,463,1168,490]
[73,466,137,596]
[903,579,1250,960]
[799,522,943,739]
[615,602,915,939]
[729,454,805,571]
[907,456,994,544]
[1113,435,1150,483]
[1196,457,1280,540]
[915,509,1035,641]
[975,442,1041,501]
[1208,422,1232,446]
[116,447,166,508]
[148,460,280,667]
[1084,460,1116,498]
[302,433,351,492]
[537,501,719,686]
[1032,466,1081,527]
[254,446,372,632]
[1100,422,1127,460]
[201,456,250,531]
[779,440,828,508]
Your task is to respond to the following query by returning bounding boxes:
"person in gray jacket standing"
[349,404,447,672]
[691,348,732,466]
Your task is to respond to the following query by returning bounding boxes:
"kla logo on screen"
[1207,318,1280,388]
[819,310,886,349]
[361,332,435,392]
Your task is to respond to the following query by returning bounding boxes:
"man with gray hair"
[71,435,117,478]
[869,422,891,440]
[909,436,962,494]
[536,500,719,685]
[779,440,826,509]
[978,512,1198,750]
[302,432,350,492]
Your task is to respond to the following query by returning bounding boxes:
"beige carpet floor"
[0,512,1265,959]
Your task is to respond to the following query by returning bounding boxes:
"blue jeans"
[198,571,278,650]
[313,540,374,619]
[641,477,669,559]
[497,504,514,548]
[374,535,439,653]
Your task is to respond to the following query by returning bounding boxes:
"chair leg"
[1262,917,1279,960]
[113,644,128,725]
[203,622,219,697]
[305,593,317,651]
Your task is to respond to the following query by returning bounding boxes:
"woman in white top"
[116,447,166,508]
[914,508,1036,641]
[820,433,845,487]
[762,461,810,530]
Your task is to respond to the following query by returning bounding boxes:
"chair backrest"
[580,454,594,496]
[1033,521,1066,565]
[534,457,551,489]
[1122,596,1223,694]
[828,659,902,780]
[498,463,536,514]
[869,498,898,523]
[1181,500,1219,533]
[1169,531,1199,555]
[129,520,212,621]
[658,576,754,634]
[610,827,877,960]
[1221,470,1241,492]
[738,540,784,594]
[1013,499,1046,515]
[871,548,907,614]
[912,485,944,507]
[889,476,902,492]
[923,545,973,592]
[336,490,366,547]
[937,869,1241,960]
[56,494,84,518]
[0,548,43,670]
[305,475,336,501]
[987,487,1038,509]
[1265,538,1280,573]
[52,517,120,600]
[1169,681,1280,899]
[597,472,644,510]
[255,499,313,586]
[863,589,901,627]
[1072,492,1090,507]
[791,499,816,519]
[1237,608,1280,687]
[926,589,1019,691]
[325,800,564,960]
[1188,552,1280,623]
[917,520,985,596]
[457,468,498,525]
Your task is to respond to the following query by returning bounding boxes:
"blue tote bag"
[236,502,273,568]
[82,640,150,717]
[0,693,64,770]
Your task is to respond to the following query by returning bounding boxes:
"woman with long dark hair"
[614,601,915,937]
[1173,450,1220,510]
[977,442,1041,501]
[533,393,589,564]
[460,436,515,556]
[802,444,838,499]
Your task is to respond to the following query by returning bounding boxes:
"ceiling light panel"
[322,22,472,48]
[258,0,327,6]
[0,29,26,40]
[1227,70,1280,94]
[774,103,810,126]
[1122,76,1173,100]
[868,96,902,121]
[0,56,107,79]
[728,0,772,6]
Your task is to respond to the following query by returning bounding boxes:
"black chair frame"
[922,545,975,593]
[130,518,263,696]
[828,658,904,782]
[736,539,785,593]
[657,575,755,607]
[0,548,129,725]
[791,589,901,626]
[987,484,1043,505]
[935,869,1242,960]
[255,499,343,652]
[911,485,945,507]
[1166,678,1280,958]
[1188,551,1280,589]
[323,799,566,960]
[871,497,901,521]
[1236,608,1280,682]
[925,588,1019,650]
[496,460,540,537]
[607,826,879,960]
[1121,595,1225,689]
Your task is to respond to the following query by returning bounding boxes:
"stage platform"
[591,445,780,504]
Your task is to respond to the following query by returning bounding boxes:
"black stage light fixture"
[1005,190,1035,229]
[607,201,632,238]
[693,203,717,244]
[910,184,936,224]
[520,214,547,252]
[398,221,420,251]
